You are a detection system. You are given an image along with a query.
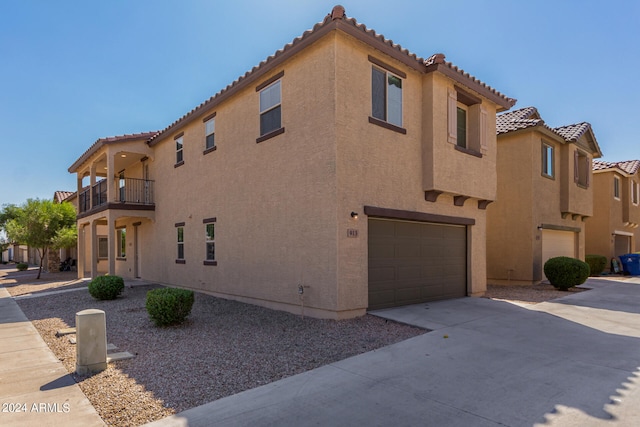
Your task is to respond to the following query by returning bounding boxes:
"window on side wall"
[204,114,216,152]
[175,135,184,165]
[614,176,621,200]
[98,237,108,259]
[371,67,403,128]
[542,142,554,178]
[632,180,639,205]
[117,228,126,258]
[176,224,185,262]
[259,80,281,136]
[574,150,590,188]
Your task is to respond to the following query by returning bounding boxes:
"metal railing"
[78,178,154,213]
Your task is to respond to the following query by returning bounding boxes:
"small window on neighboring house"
[542,142,554,178]
[371,67,403,127]
[456,105,467,149]
[259,80,281,136]
[614,176,621,200]
[98,237,108,259]
[574,150,590,188]
[632,180,639,205]
[117,228,126,258]
[205,116,215,150]
[176,135,184,164]
[177,226,184,260]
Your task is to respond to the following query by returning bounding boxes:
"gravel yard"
[1,265,594,427]
[6,272,425,427]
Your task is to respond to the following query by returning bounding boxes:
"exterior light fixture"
[121,154,127,158]
[351,212,358,219]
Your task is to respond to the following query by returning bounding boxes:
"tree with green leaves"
[1,199,77,279]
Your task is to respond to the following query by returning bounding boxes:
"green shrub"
[16,263,28,271]
[146,287,195,327]
[544,257,590,290]
[585,254,607,276]
[88,275,124,300]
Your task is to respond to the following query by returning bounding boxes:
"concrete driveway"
[146,278,640,427]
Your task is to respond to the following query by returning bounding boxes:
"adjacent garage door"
[368,218,467,310]
[541,229,576,280]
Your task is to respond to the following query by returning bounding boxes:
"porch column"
[90,219,98,278]
[77,223,86,279]
[89,164,97,210]
[106,213,116,275]
[106,153,115,204]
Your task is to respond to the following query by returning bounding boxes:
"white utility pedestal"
[75,309,107,375]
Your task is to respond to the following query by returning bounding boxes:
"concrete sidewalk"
[0,287,104,427]
[145,278,640,427]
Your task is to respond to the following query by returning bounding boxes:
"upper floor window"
[632,180,639,205]
[205,116,215,151]
[614,176,621,200]
[456,105,468,149]
[371,67,403,128]
[117,228,126,258]
[448,86,486,156]
[574,150,590,188]
[175,135,184,165]
[542,142,554,178]
[259,80,281,136]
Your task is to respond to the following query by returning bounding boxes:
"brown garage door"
[368,218,467,310]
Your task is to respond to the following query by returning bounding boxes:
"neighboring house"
[487,107,602,284]
[68,6,515,319]
[586,160,640,265]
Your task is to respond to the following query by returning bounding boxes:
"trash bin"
[619,254,640,275]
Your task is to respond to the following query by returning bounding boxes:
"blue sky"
[1,0,638,206]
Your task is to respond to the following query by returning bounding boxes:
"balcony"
[78,178,155,216]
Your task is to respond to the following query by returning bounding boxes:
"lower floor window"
[205,223,215,261]
[117,228,126,258]
[177,226,184,259]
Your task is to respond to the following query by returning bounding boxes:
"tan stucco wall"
[586,171,639,262]
[488,130,589,284]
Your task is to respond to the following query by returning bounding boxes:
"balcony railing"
[78,178,155,214]
[117,178,155,205]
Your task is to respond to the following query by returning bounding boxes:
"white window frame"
[259,80,282,136]
[205,117,215,150]
[176,136,184,164]
[542,142,554,178]
[117,228,126,258]
[371,66,403,128]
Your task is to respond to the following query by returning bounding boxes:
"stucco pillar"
[89,164,97,209]
[107,213,116,275]
[77,224,86,279]
[106,153,115,204]
[90,219,98,278]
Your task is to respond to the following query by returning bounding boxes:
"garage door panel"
[541,229,576,280]
[368,219,467,310]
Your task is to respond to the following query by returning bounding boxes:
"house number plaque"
[347,229,359,238]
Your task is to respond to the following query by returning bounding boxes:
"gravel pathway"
[12,282,425,426]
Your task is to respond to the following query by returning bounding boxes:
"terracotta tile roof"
[147,5,515,146]
[593,159,640,175]
[496,107,551,135]
[69,131,158,173]
[53,191,75,203]
[553,122,591,141]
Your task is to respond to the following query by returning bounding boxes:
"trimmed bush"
[16,263,28,271]
[544,256,590,290]
[146,287,194,327]
[585,254,607,276]
[88,275,124,300]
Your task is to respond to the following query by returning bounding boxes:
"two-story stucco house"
[586,160,640,265]
[69,6,515,318]
[487,107,602,284]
